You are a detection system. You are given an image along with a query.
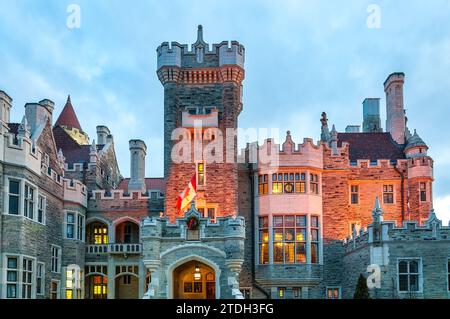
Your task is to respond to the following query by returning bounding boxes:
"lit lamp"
[194,265,201,281]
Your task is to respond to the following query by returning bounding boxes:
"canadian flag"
[176,174,197,212]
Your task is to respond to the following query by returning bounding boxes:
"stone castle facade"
[0,26,449,299]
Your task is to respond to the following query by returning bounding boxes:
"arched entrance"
[173,260,216,299]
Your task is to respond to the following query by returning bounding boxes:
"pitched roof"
[118,178,166,193]
[337,132,405,162]
[53,125,104,166]
[54,95,83,131]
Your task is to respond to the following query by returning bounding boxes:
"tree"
[353,274,371,299]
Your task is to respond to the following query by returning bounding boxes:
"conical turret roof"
[55,95,83,132]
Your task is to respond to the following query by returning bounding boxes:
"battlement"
[90,189,150,200]
[343,212,450,253]
[157,25,245,71]
[3,130,42,174]
[407,156,433,179]
[63,178,87,207]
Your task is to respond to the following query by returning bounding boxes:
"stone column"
[226,259,244,299]
[107,256,115,299]
[142,260,161,299]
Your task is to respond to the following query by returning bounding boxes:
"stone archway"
[172,260,216,299]
[166,255,221,299]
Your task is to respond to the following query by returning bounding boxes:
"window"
[398,259,421,292]
[93,225,108,244]
[6,257,18,298]
[310,174,319,194]
[22,257,33,299]
[50,280,60,299]
[448,260,450,292]
[293,287,301,299]
[8,180,20,215]
[36,263,45,296]
[93,276,108,299]
[124,224,132,243]
[24,184,35,219]
[350,185,359,204]
[383,185,394,204]
[311,216,320,264]
[37,195,45,224]
[420,182,427,202]
[197,162,205,187]
[123,275,132,285]
[51,246,61,273]
[278,287,285,299]
[272,174,283,194]
[66,265,82,299]
[240,288,252,299]
[258,175,268,195]
[327,287,341,299]
[66,213,75,239]
[207,208,216,222]
[77,214,84,241]
[259,217,269,264]
[295,173,306,193]
[273,215,307,264]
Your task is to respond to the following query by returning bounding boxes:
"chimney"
[384,73,406,144]
[128,139,147,193]
[0,90,13,126]
[25,99,54,135]
[96,125,110,145]
[362,98,382,132]
[345,125,361,133]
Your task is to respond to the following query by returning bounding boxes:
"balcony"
[181,109,218,128]
[85,243,142,255]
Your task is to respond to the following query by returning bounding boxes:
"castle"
[0,26,449,299]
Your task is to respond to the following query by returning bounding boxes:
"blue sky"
[1,0,449,223]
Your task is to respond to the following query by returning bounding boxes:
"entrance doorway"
[173,260,216,299]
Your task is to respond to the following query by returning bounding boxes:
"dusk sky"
[1,0,449,223]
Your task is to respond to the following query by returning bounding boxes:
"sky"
[1,0,449,223]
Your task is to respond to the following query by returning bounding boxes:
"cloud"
[434,195,450,225]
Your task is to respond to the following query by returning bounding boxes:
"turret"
[404,129,428,158]
[384,72,406,144]
[128,139,147,193]
[96,125,111,145]
[24,98,54,135]
[0,90,12,128]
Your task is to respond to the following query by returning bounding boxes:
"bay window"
[65,211,85,241]
[259,217,269,264]
[3,254,36,299]
[8,180,20,215]
[24,184,35,219]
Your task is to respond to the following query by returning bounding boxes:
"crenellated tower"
[157,25,245,220]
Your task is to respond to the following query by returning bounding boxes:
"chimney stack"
[0,90,12,126]
[128,139,147,193]
[25,99,54,135]
[96,125,111,145]
[362,98,382,132]
[384,73,406,144]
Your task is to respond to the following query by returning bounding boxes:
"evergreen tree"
[353,274,371,299]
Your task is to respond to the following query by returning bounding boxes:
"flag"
[176,174,197,212]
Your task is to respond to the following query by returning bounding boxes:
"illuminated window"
[278,287,285,299]
[93,225,108,244]
[398,259,421,292]
[259,217,269,264]
[272,174,283,194]
[420,182,427,202]
[8,180,20,215]
[273,215,307,264]
[258,174,268,195]
[327,287,341,299]
[197,162,205,186]
[66,265,82,299]
[383,185,394,204]
[310,174,319,194]
[93,275,108,299]
[295,173,306,193]
[350,185,359,204]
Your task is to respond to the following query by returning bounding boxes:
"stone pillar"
[142,260,161,299]
[138,261,146,298]
[107,256,115,299]
[301,286,309,299]
[128,139,147,193]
